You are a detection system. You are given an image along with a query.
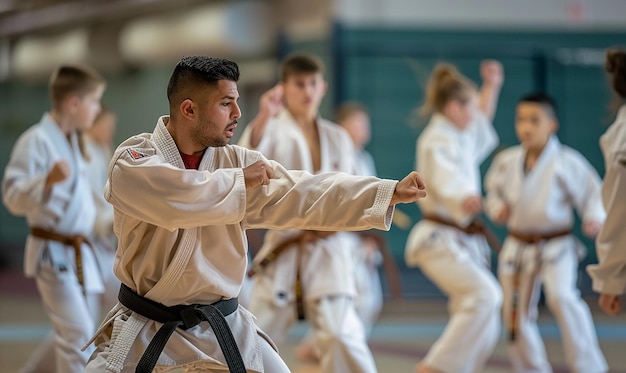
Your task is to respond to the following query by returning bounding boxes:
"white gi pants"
[354,252,383,334]
[412,234,502,373]
[93,244,121,320]
[251,294,377,373]
[20,262,98,373]
[499,241,607,373]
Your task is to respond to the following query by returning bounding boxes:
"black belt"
[118,284,244,373]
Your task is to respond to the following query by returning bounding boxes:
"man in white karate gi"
[83,56,427,373]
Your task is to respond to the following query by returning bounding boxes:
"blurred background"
[2,0,625,297]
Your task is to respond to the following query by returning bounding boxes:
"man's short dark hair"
[518,92,558,118]
[167,56,239,104]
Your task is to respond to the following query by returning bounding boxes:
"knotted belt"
[247,231,334,321]
[117,284,244,373]
[508,229,571,245]
[422,214,502,253]
[506,228,571,342]
[30,227,88,287]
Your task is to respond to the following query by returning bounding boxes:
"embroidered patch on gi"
[127,148,148,160]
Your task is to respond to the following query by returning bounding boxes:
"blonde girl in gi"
[3,65,106,373]
[588,48,626,316]
[404,60,504,373]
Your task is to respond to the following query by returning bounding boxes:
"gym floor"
[1,269,625,373]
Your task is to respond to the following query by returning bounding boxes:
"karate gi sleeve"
[470,113,499,164]
[243,159,397,232]
[484,151,508,223]
[105,150,247,231]
[562,151,606,224]
[588,151,626,295]
[2,132,69,220]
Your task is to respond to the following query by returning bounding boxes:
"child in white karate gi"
[3,65,106,373]
[404,60,504,373]
[485,92,607,373]
[240,54,379,373]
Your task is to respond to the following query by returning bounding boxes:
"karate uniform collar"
[152,115,216,170]
[40,112,79,158]
[617,104,626,124]
[520,134,560,172]
[431,112,464,134]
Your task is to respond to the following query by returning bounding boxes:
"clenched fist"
[45,160,71,190]
[462,195,483,216]
[243,160,275,189]
[598,293,622,316]
[390,171,427,205]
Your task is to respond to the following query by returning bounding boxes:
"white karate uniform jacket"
[588,105,626,295]
[239,108,361,302]
[405,112,498,264]
[88,116,397,372]
[2,113,103,293]
[485,135,605,263]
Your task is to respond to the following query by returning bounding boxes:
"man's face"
[515,102,556,150]
[282,72,326,117]
[192,80,241,148]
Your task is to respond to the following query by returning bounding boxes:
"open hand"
[480,60,504,87]
[259,84,284,119]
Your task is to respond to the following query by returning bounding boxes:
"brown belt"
[422,214,502,253]
[506,228,570,342]
[508,229,571,244]
[30,227,88,287]
[248,231,334,321]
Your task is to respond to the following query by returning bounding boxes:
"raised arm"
[244,84,284,149]
[478,60,504,122]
